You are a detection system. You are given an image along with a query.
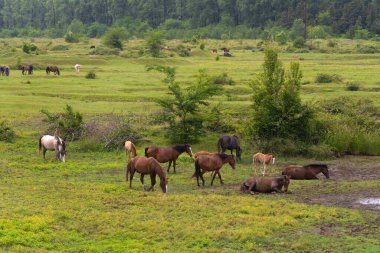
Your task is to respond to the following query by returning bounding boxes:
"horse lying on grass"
[240,175,290,194]
[282,164,329,180]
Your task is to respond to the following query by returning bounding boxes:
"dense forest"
[0,0,379,39]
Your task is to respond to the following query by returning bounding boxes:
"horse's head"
[160,177,168,193]
[185,144,193,158]
[228,155,236,170]
[58,139,66,162]
[321,165,329,179]
[282,175,290,192]
[268,154,276,164]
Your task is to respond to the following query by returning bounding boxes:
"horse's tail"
[192,159,201,178]
[145,147,149,157]
[38,136,43,153]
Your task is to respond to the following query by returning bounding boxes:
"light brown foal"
[253,152,276,176]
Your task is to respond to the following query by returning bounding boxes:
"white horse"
[74,64,81,74]
[124,140,137,162]
[39,135,66,162]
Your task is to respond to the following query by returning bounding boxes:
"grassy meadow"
[0,38,380,252]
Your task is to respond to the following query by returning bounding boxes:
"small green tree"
[145,30,165,57]
[249,49,313,145]
[41,104,84,141]
[103,27,127,50]
[146,65,221,143]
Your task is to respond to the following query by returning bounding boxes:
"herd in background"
[38,133,329,194]
[0,64,82,76]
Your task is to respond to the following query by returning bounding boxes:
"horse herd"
[39,134,329,195]
[0,64,82,76]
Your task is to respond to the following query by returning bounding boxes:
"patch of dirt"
[330,161,380,181]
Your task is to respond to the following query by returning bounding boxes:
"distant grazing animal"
[39,135,66,162]
[5,66,10,76]
[193,153,235,186]
[217,135,242,161]
[221,47,229,52]
[0,66,5,75]
[126,156,168,193]
[124,140,137,162]
[145,144,193,173]
[74,64,81,74]
[282,164,329,180]
[22,64,33,75]
[223,52,232,57]
[211,49,217,53]
[90,45,95,49]
[240,175,290,194]
[253,152,276,176]
[46,66,60,76]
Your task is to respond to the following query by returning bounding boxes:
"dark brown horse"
[282,164,329,180]
[126,156,168,193]
[240,175,290,194]
[217,135,242,161]
[22,64,33,75]
[46,66,60,75]
[145,144,193,173]
[193,153,236,186]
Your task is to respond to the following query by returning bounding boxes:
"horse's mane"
[172,144,189,153]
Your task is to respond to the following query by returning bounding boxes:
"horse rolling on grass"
[193,153,236,187]
[126,156,168,193]
[240,175,290,194]
[145,144,193,173]
[46,66,60,76]
[282,164,329,180]
[217,135,242,161]
[39,135,66,162]
[22,64,33,75]
[253,152,276,176]
[124,140,137,162]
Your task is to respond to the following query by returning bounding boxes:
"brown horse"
[193,153,236,186]
[240,175,290,194]
[22,64,33,75]
[46,66,60,75]
[194,150,217,159]
[253,152,276,176]
[126,156,168,193]
[145,144,193,173]
[282,164,329,180]
[124,140,137,162]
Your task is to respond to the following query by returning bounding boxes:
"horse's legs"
[43,148,47,159]
[173,160,176,173]
[167,161,172,173]
[129,170,136,188]
[211,171,217,186]
[149,173,156,191]
[217,171,224,185]
[140,174,147,191]
[200,172,205,186]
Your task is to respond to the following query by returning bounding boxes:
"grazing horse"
[194,150,218,159]
[90,45,95,49]
[22,65,33,75]
[74,64,81,74]
[0,66,5,75]
[126,156,168,193]
[193,153,236,186]
[46,66,60,75]
[282,164,329,180]
[5,66,10,76]
[211,49,217,54]
[145,144,193,173]
[253,152,276,176]
[124,140,137,162]
[240,175,290,194]
[217,135,242,161]
[39,135,66,162]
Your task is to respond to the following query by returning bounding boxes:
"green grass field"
[0,38,379,252]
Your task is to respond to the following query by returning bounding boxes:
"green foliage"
[249,49,313,147]
[145,30,165,57]
[315,73,343,83]
[275,31,288,45]
[0,121,15,142]
[64,31,80,43]
[68,19,85,34]
[317,11,332,26]
[346,81,361,91]
[199,42,205,50]
[293,37,305,48]
[102,27,127,50]
[89,47,120,55]
[50,44,69,51]
[357,45,379,54]
[175,44,190,57]
[85,71,96,79]
[86,22,108,38]
[327,40,337,47]
[209,72,234,85]
[41,104,84,141]
[146,65,221,143]
[22,42,38,54]
[290,19,305,40]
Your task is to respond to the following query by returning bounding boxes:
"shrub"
[200,42,205,50]
[0,121,15,142]
[215,55,220,61]
[103,27,127,50]
[315,73,343,83]
[176,44,190,57]
[209,72,234,85]
[346,81,361,91]
[327,40,337,47]
[41,104,84,141]
[89,47,120,55]
[293,36,305,48]
[65,31,80,43]
[145,30,165,57]
[22,43,37,53]
[85,71,96,79]
[51,45,69,51]
[357,45,379,54]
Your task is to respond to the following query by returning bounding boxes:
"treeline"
[0,0,379,39]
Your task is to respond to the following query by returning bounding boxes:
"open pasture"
[0,38,380,252]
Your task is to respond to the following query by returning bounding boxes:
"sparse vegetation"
[0,121,15,142]
[315,73,343,83]
[85,71,96,79]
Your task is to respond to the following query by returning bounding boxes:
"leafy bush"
[85,71,96,79]
[0,121,15,142]
[22,42,38,54]
[64,31,80,43]
[293,36,305,48]
[200,42,205,50]
[51,45,69,51]
[327,40,337,47]
[357,45,379,54]
[209,72,234,85]
[175,44,190,57]
[315,73,343,83]
[346,81,361,91]
[88,47,120,55]
[103,27,127,50]
[41,104,84,141]
[145,30,165,57]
